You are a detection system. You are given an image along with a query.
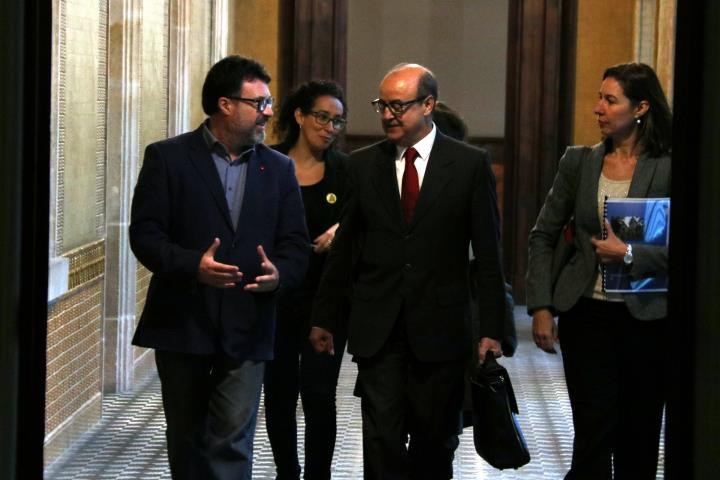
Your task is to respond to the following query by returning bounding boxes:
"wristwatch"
[623,244,634,265]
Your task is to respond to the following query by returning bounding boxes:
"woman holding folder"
[526,63,672,478]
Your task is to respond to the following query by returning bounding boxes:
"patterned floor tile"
[45,309,664,479]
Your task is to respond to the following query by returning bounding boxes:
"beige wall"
[572,0,676,146]
[347,0,508,138]
[228,0,282,142]
[573,0,635,146]
[189,2,213,128]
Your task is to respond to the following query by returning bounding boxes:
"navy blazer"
[130,126,310,360]
[312,132,506,362]
[526,142,671,320]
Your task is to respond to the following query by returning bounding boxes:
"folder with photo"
[602,197,670,293]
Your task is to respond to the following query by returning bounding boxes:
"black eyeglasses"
[308,111,347,130]
[371,96,427,116]
[227,95,274,112]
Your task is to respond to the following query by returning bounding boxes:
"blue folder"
[602,197,670,293]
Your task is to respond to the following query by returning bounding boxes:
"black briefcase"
[470,354,531,470]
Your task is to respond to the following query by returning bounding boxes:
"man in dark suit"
[309,63,506,479]
[130,56,309,480]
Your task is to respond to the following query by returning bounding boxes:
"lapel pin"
[326,193,337,204]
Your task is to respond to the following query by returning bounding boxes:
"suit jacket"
[130,126,310,360]
[526,142,671,320]
[312,131,506,362]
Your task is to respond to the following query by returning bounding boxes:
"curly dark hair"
[603,62,672,157]
[274,80,347,147]
[201,56,271,116]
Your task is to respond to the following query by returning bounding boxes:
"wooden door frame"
[503,0,577,300]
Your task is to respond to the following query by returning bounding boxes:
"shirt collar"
[202,120,255,161]
[396,123,437,161]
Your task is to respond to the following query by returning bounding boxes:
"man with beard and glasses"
[130,56,309,480]
[309,63,506,479]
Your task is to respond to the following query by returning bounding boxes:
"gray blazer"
[526,142,671,320]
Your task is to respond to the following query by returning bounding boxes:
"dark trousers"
[559,297,666,479]
[354,321,465,480]
[264,299,347,480]
[154,350,264,480]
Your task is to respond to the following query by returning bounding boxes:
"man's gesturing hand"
[197,238,243,288]
[243,245,280,292]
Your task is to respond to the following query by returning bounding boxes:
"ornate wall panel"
[45,0,108,465]
[56,0,107,252]
[44,244,104,466]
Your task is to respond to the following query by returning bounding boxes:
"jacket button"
[405,263,412,270]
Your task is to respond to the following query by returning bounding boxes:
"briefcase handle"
[472,355,520,414]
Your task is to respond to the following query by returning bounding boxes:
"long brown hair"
[603,62,672,157]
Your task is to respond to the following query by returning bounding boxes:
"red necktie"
[401,147,420,222]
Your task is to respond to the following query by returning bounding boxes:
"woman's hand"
[532,308,558,354]
[312,223,339,253]
[591,220,627,263]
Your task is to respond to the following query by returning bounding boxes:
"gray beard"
[242,125,266,145]
[251,129,266,144]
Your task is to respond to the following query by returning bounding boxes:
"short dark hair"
[274,80,347,147]
[603,62,672,157]
[201,56,272,116]
[433,101,467,141]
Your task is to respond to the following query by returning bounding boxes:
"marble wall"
[45,0,239,467]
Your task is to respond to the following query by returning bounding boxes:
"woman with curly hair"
[264,80,349,480]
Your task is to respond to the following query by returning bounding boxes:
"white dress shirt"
[395,123,437,192]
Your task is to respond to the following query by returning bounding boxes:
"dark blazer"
[271,143,349,296]
[526,142,671,320]
[130,126,310,360]
[312,131,506,362]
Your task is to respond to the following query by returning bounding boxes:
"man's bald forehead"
[381,63,438,100]
[383,63,431,80]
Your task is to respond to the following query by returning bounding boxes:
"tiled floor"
[45,310,664,479]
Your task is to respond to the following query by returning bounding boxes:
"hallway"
[44,311,664,479]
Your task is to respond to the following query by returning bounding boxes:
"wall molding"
[211,0,228,64]
[104,0,143,393]
[53,0,68,255]
[168,0,191,137]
